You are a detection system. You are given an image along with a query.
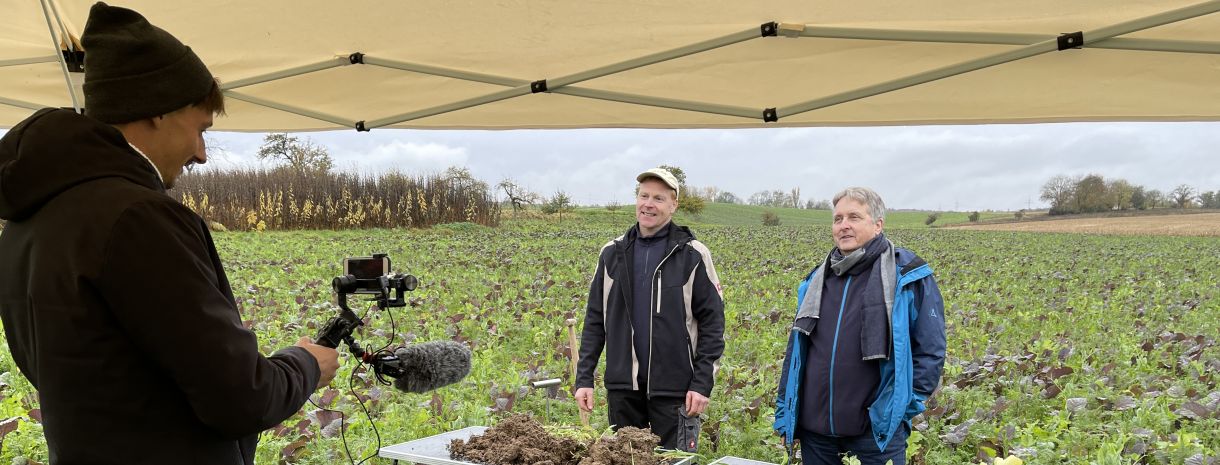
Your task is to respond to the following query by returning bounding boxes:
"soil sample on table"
[449,414,671,465]
[578,426,668,465]
[450,414,585,465]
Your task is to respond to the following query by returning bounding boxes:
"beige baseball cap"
[636,168,680,197]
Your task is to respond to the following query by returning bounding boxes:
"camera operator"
[0,3,338,464]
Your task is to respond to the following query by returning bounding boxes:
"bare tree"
[442,166,487,191]
[748,190,775,206]
[1171,184,1196,208]
[715,191,741,204]
[256,133,333,173]
[497,179,540,216]
[1040,175,1076,214]
[806,199,832,210]
[690,185,720,202]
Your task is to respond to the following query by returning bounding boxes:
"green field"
[678,203,1010,228]
[1,209,1217,464]
[565,202,1010,229]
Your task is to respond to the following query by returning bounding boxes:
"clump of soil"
[450,414,585,465]
[449,414,671,465]
[578,426,667,465]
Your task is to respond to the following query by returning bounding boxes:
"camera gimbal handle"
[314,284,364,351]
[314,271,417,358]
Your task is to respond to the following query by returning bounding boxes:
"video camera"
[315,253,418,380]
[309,253,470,463]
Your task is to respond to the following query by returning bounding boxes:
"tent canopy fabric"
[3,0,1219,131]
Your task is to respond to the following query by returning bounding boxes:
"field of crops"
[957,212,1220,237]
[2,213,1217,464]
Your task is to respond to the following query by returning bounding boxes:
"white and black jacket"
[576,221,725,398]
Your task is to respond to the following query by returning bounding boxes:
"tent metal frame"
[4,0,1219,130]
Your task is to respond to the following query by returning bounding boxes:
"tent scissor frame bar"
[0,55,58,68]
[800,28,1220,54]
[8,0,1220,129]
[0,96,46,111]
[781,0,1220,118]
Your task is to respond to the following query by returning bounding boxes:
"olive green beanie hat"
[81,2,214,123]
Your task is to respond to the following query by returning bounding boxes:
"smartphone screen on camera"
[343,256,390,280]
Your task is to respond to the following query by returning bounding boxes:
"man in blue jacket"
[575,168,725,451]
[773,187,945,465]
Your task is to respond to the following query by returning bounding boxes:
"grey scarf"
[793,235,896,361]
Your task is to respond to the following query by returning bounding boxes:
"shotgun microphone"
[368,341,471,393]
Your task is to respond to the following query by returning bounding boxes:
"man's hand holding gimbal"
[296,337,339,389]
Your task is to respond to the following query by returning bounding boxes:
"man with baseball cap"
[0,3,338,463]
[575,167,725,451]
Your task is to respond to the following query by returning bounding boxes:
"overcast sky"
[189,122,1218,212]
[5,122,1214,211]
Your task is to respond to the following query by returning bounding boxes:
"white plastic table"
[378,426,488,465]
[378,425,704,465]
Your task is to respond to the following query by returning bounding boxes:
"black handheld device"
[314,253,418,356]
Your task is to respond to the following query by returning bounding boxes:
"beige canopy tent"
[3,0,1219,131]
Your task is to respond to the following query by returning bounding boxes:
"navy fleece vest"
[800,264,882,437]
[631,225,670,388]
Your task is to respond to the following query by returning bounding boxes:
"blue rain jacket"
[773,248,945,451]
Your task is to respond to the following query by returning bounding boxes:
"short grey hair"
[833,187,886,223]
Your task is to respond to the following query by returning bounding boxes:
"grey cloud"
[163,122,1220,211]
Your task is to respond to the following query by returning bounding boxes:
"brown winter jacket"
[0,108,320,465]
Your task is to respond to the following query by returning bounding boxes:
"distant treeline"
[172,167,499,231]
[1040,174,1218,215]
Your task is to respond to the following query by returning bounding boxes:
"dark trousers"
[797,422,908,465]
[606,389,685,450]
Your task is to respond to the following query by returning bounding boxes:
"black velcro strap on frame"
[530,80,548,93]
[63,49,85,73]
[355,121,369,132]
[760,22,778,37]
[1057,32,1083,51]
[349,52,365,64]
[762,108,778,123]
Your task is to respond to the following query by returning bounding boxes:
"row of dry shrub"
[173,168,499,231]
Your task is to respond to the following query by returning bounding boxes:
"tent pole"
[363,57,527,87]
[779,0,1220,120]
[802,27,1040,45]
[0,96,46,111]
[38,0,80,112]
[0,56,58,68]
[548,28,759,89]
[1090,0,1220,40]
[45,0,76,53]
[1097,38,1220,54]
[222,57,351,90]
[364,56,758,120]
[799,27,1220,54]
[364,86,532,129]
[224,90,358,128]
[555,87,759,120]
[364,28,763,128]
